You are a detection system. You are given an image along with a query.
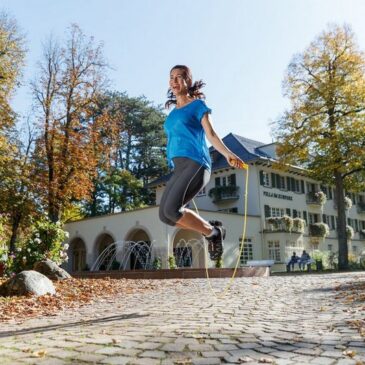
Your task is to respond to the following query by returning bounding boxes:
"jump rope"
[191,160,249,299]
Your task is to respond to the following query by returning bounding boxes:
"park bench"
[246,260,275,267]
[286,258,315,272]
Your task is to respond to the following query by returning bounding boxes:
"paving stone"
[310,357,337,364]
[73,353,106,362]
[128,358,161,365]
[160,343,186,352]
[99,356,130,364]
[1,273,365,365]
[191,358,221,365]
[139,350,166,358]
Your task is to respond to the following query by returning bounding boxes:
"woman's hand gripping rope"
[226,152,248,170]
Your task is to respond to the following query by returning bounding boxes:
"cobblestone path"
[0,272,364,364]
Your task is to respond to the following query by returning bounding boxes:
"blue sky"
[2,0,365,144]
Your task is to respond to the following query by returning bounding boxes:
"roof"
[147,133,276,188]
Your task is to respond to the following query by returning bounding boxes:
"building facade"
[65,133,365,272]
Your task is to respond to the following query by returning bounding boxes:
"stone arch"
[172,229,205,268]
[69,237,87,272]
[124,228,151,270]
[94,233,115,270]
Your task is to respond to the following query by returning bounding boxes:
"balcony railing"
[208,186,239,203]
[306,192,323,205]
[308,223,329,238]
[357,202,365,214]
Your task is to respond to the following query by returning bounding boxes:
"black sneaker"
[209,219,222,227]
[208,220,226,240]
[206,225,226,261]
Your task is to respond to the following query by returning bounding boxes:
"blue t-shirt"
[164,99,212,171]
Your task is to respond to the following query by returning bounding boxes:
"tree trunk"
[334,170,348,270]
[9,212,21,253]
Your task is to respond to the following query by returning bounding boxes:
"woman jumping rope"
[159,65,246,260]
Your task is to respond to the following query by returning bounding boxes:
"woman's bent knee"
[159,206,176,226]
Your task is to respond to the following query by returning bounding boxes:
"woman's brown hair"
[165,65,206,109]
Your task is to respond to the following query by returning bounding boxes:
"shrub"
[9,217,69,274]
[168,255,177,269]
[215,255,223,268]
[153,257,162,270]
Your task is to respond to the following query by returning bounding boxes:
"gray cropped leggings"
[159,157,211,226]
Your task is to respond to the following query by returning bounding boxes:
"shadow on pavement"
[0,313,149,338]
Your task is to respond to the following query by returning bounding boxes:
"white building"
[65,133,365,272]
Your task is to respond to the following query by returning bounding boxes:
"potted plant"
[293,218,306,233]
[346,225,354,240]
[309,222,330,238]
[315,191,327,205]
[344,196,353,210]
[281,215,293,232]
[266,217,280,231]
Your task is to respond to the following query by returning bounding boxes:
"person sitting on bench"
[299,250,311,271]
[287,251,299,272]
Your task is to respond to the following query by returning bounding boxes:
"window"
[268,241,281,262]
[197,187,206,196]
[328,244,333,252]
[280,176,286,190]
[239,238,253,265]
[352,246,358,253]
[309,213,319,224]
[259,171,270,187]
[271,207,284,217]
[331,216,336,230]
[228,174,236,186]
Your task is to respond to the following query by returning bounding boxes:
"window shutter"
[259,171,264,185]
[215,177,220,187]
[291,178,295,192]
[331,216,335,229]
[286,208,291,216]
[264,205,270,218]
[276,174,281,189]
[230,174,236,186]
[293,209,298,218]
[271,173,276,188]
[301,180,305,193]
[322,214,327,223]
[303,211,307,223]
[287,177,291,191]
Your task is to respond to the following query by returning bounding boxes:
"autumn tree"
[0,11,25,192]
[273,24,365,270]
[31,24,108,223]
[0,12,27,250]
[0,120,39,252]
[82,92,167,216]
